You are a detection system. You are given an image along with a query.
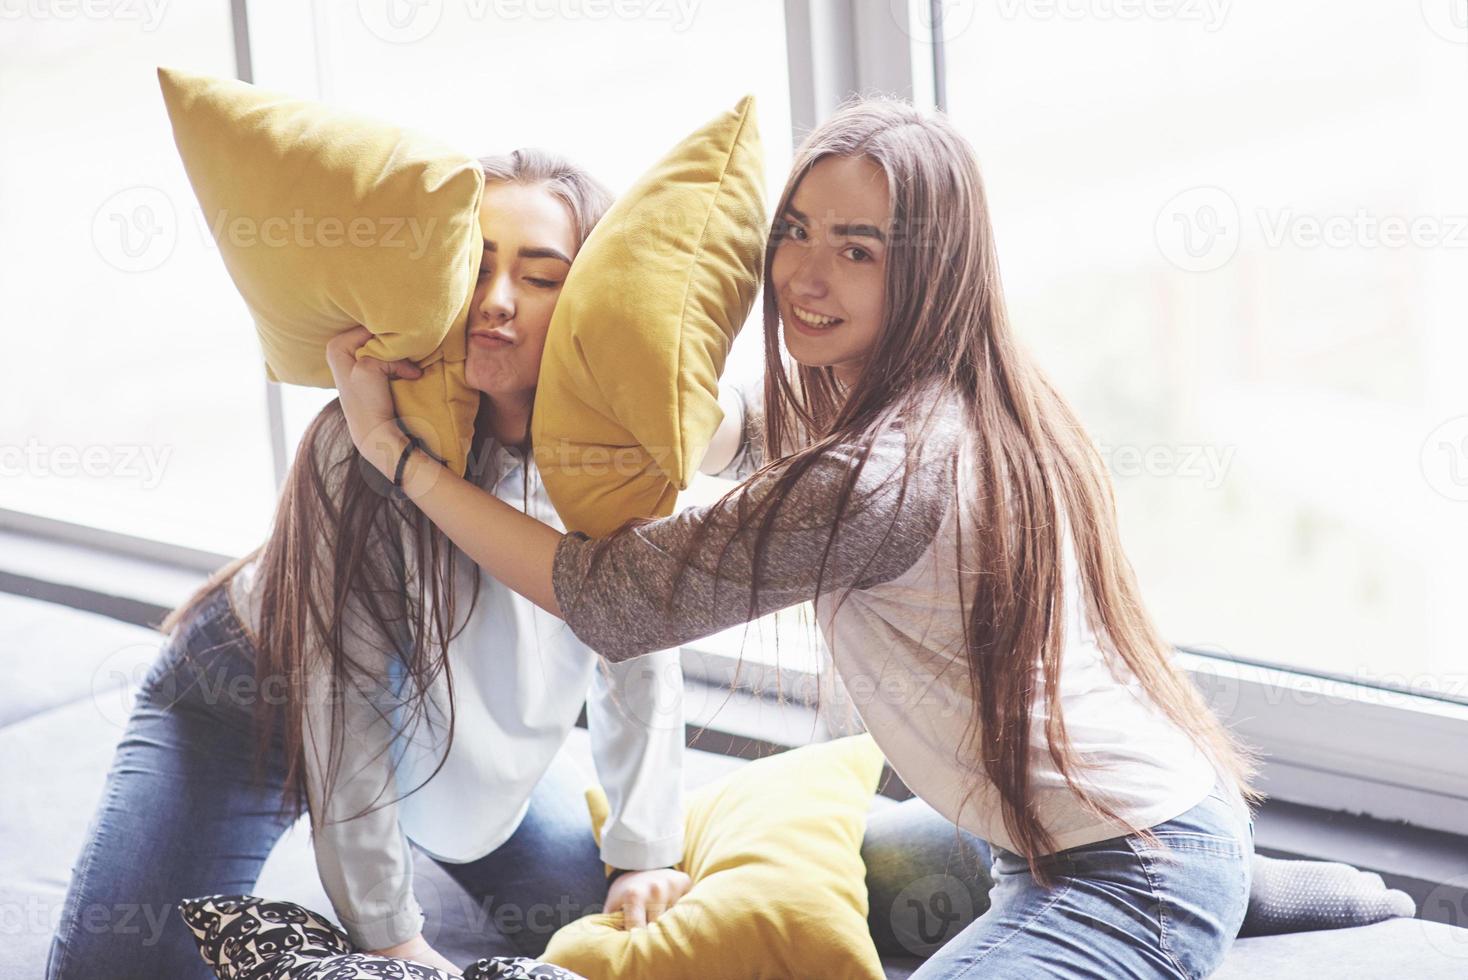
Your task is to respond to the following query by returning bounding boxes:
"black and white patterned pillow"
[178,894,586,980]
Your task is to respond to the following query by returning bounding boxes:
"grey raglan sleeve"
[297,419,425,951]
[551,414,958,662]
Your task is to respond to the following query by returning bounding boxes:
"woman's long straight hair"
[160,149,613,825]
[686,97,1262,885]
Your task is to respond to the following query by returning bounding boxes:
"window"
[1,0,796,560]
[276,0,807,670]
[941,1,1468,698]
[0,4,278,556]
[274,0,798,532]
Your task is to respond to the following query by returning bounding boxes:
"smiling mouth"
[789,303,844,331]
[786,302,845,333]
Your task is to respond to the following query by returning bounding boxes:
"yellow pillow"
[157,66,483,476]
[531,97,766,536]
[543,735,887,980]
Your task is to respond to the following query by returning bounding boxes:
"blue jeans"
[867,783,1254,979]
[45,586,607,980]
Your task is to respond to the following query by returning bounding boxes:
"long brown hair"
[160,149,613,825]
[702,97,1261,884]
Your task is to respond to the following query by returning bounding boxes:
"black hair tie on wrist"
[392,430,424,500]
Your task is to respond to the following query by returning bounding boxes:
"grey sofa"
[4,589,1466,979]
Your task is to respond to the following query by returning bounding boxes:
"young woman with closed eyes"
[47,150,690,980]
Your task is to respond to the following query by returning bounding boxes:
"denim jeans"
[868,782,1254,979]
[45,586,608,980]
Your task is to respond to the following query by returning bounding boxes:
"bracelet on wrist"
[392,431,423,500]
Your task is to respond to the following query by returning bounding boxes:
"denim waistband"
[160,584,257,679]
[990,776,1251,870]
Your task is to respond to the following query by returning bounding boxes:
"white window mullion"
[782,0,936,149]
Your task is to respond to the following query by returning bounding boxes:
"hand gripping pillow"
[542,735,887,980]
[531,96,766,536]
[177,893,587,980]
[157,66,483,476]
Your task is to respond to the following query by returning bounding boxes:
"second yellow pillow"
[531,97,766,536]
[543,735,887,980]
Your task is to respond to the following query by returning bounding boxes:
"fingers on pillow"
[323,325,373,378]
[382,357,423,380]
[326,324,373,354]
[643,880,684,925]
[622,895,648,930]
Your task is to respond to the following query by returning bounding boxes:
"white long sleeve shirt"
[228,423,685,950]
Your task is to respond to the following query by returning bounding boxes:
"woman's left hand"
[323,325,424,478]
[603,868,694,929]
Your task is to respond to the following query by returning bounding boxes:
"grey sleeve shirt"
[551,397,962,663]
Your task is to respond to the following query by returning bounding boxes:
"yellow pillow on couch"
[543,735,887,980]
[531,96,766,536]
[157,66,484,476]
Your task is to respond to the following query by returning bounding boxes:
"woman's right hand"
[368,932,464,977]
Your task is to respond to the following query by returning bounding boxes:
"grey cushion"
[879,921,1468,978]
[0,590,160,728]
[1211,919,1468,978]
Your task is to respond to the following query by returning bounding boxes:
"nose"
[787,246,830,301]
[479,268,514,323]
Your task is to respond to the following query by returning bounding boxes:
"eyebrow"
[783,205,887,244]
[483,240,572,265]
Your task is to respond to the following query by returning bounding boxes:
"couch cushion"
[5,590,1467,979]
[0,630,745,980]
[872,906,1468,978]
[0,668,516,976]
[0,591,161,728]
[1212,918,1468,978]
